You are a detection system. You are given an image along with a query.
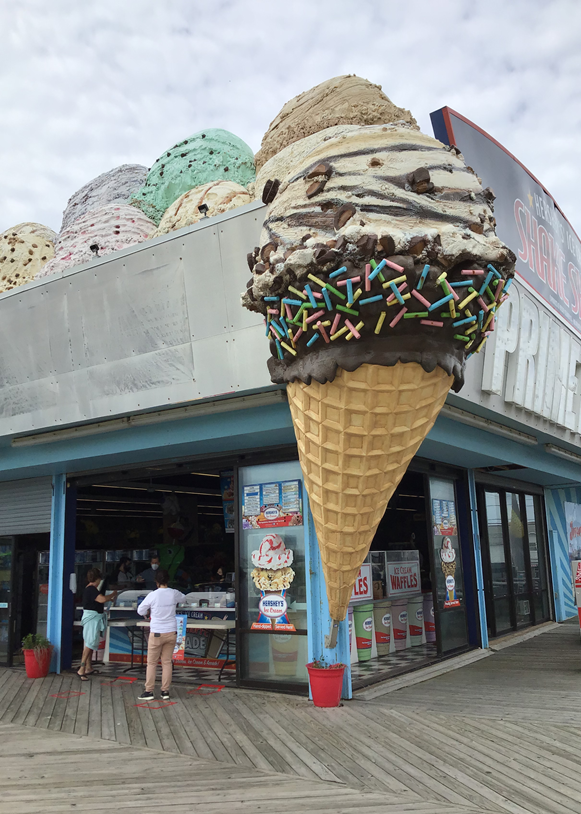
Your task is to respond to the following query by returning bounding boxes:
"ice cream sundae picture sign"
[242,480,303,529]
[251,533,296,631]
[440,537,460,608]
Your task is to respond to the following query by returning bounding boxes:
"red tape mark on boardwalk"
[51,691,85,699]
[187,684,225,695]
[134,701,177,709]
[101,676,138,686]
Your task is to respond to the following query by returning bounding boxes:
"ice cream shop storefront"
[2,75,581,699]
[0,189,574,699]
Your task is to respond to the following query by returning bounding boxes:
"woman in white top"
[137,568,185,701]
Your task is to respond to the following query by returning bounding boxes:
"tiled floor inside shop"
[351,643,438,688]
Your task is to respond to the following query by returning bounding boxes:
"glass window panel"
[485,492,508,600]
[505,493,531,626]
[242,632,308,684]
[238,461,308,686]
[525,495,548,597]
[494,596,512,634]
[0,543,13,663]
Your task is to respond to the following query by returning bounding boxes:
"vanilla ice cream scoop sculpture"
[242,76,516,643]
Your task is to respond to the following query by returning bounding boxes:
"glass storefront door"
[237,460,308,691]
[428,477,470,654]
[478,485,551,638]
[0,538,15,665]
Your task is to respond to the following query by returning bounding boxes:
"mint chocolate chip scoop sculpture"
[242,78,515,639]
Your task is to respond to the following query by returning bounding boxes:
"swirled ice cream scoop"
[251,534,294,569]
[243,122,515,391]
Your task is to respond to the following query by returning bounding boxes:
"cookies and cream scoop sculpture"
[242,77,515,641]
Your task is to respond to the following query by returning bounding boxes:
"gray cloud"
[1,0,579,237]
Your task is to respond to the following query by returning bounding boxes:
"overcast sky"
[1,0,579,236]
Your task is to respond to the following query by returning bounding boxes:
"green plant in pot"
[22,633,53,679]
[306,657,346,708]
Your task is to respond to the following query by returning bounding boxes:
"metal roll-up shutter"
[0,477,52,535]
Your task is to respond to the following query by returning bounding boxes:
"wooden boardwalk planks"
[0,621,580,812]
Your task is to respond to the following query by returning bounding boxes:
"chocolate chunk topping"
[379,235,395,256]
[306,162,333,180]
[333,203,356,231]
[261,242,277,261]
[409,168,434,194]
[357,234,377,257]
[246,253,255,271]
[314,249,338,265]
[408,237,426,256]
[306,180,327,199]
[469,223,484,234]
[262,179,280,204]
[254,263,266,275]
[334,235,348,252]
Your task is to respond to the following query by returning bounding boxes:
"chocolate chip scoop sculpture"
[242,76,516,641]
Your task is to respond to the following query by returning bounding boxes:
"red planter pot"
[23,648,53,679]
[306,662,345,707]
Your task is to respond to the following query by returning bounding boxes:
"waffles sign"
[385,561,420,598]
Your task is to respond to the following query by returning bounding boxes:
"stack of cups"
[373,600,391,656]
[391,598,408,650]
[408,595,424,647]
[423,592,436,643]
[353,603,374,662]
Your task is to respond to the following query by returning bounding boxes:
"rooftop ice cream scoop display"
[242,76,516,632]
[60,164,148,232]
[0,231,55,293]
[1,222,57,245]
[154,180,251,236]
[255,74,417,171]
[131,129,256,225]
[36,204,155,279]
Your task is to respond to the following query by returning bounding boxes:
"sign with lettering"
[350,564,372,602]
[481,282,581,432]
[431,107,581,337]
[564,503,581,560]
[385,561,420,598]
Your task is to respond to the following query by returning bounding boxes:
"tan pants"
[145,632,177,692]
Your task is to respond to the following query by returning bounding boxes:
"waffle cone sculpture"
[242,77,516,629]
[288,363,451,621]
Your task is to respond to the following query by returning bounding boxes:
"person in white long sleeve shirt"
[137,569,185,701]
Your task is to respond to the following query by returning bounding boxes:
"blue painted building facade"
[0,199,578,697]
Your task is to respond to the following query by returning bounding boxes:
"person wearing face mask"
[136,555,161,590]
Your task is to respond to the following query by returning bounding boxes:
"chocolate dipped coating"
[243,122,515,391]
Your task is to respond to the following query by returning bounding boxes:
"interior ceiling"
[76,467,226,520]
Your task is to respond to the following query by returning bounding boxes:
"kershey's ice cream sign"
[432,107,581,431]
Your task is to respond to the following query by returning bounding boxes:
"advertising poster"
[220,471,235,534]
[172,614,187,662]
[242,480,303,529]
[431,498,461,609]
[564,502,581,560]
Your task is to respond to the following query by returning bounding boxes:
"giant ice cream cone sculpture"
[242,76,516,626]
[288,363,451,621]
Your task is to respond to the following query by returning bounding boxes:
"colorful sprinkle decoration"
[260,257,512,362]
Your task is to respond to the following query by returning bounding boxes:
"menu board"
[431,499,457,536]
[242,480,303,529]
